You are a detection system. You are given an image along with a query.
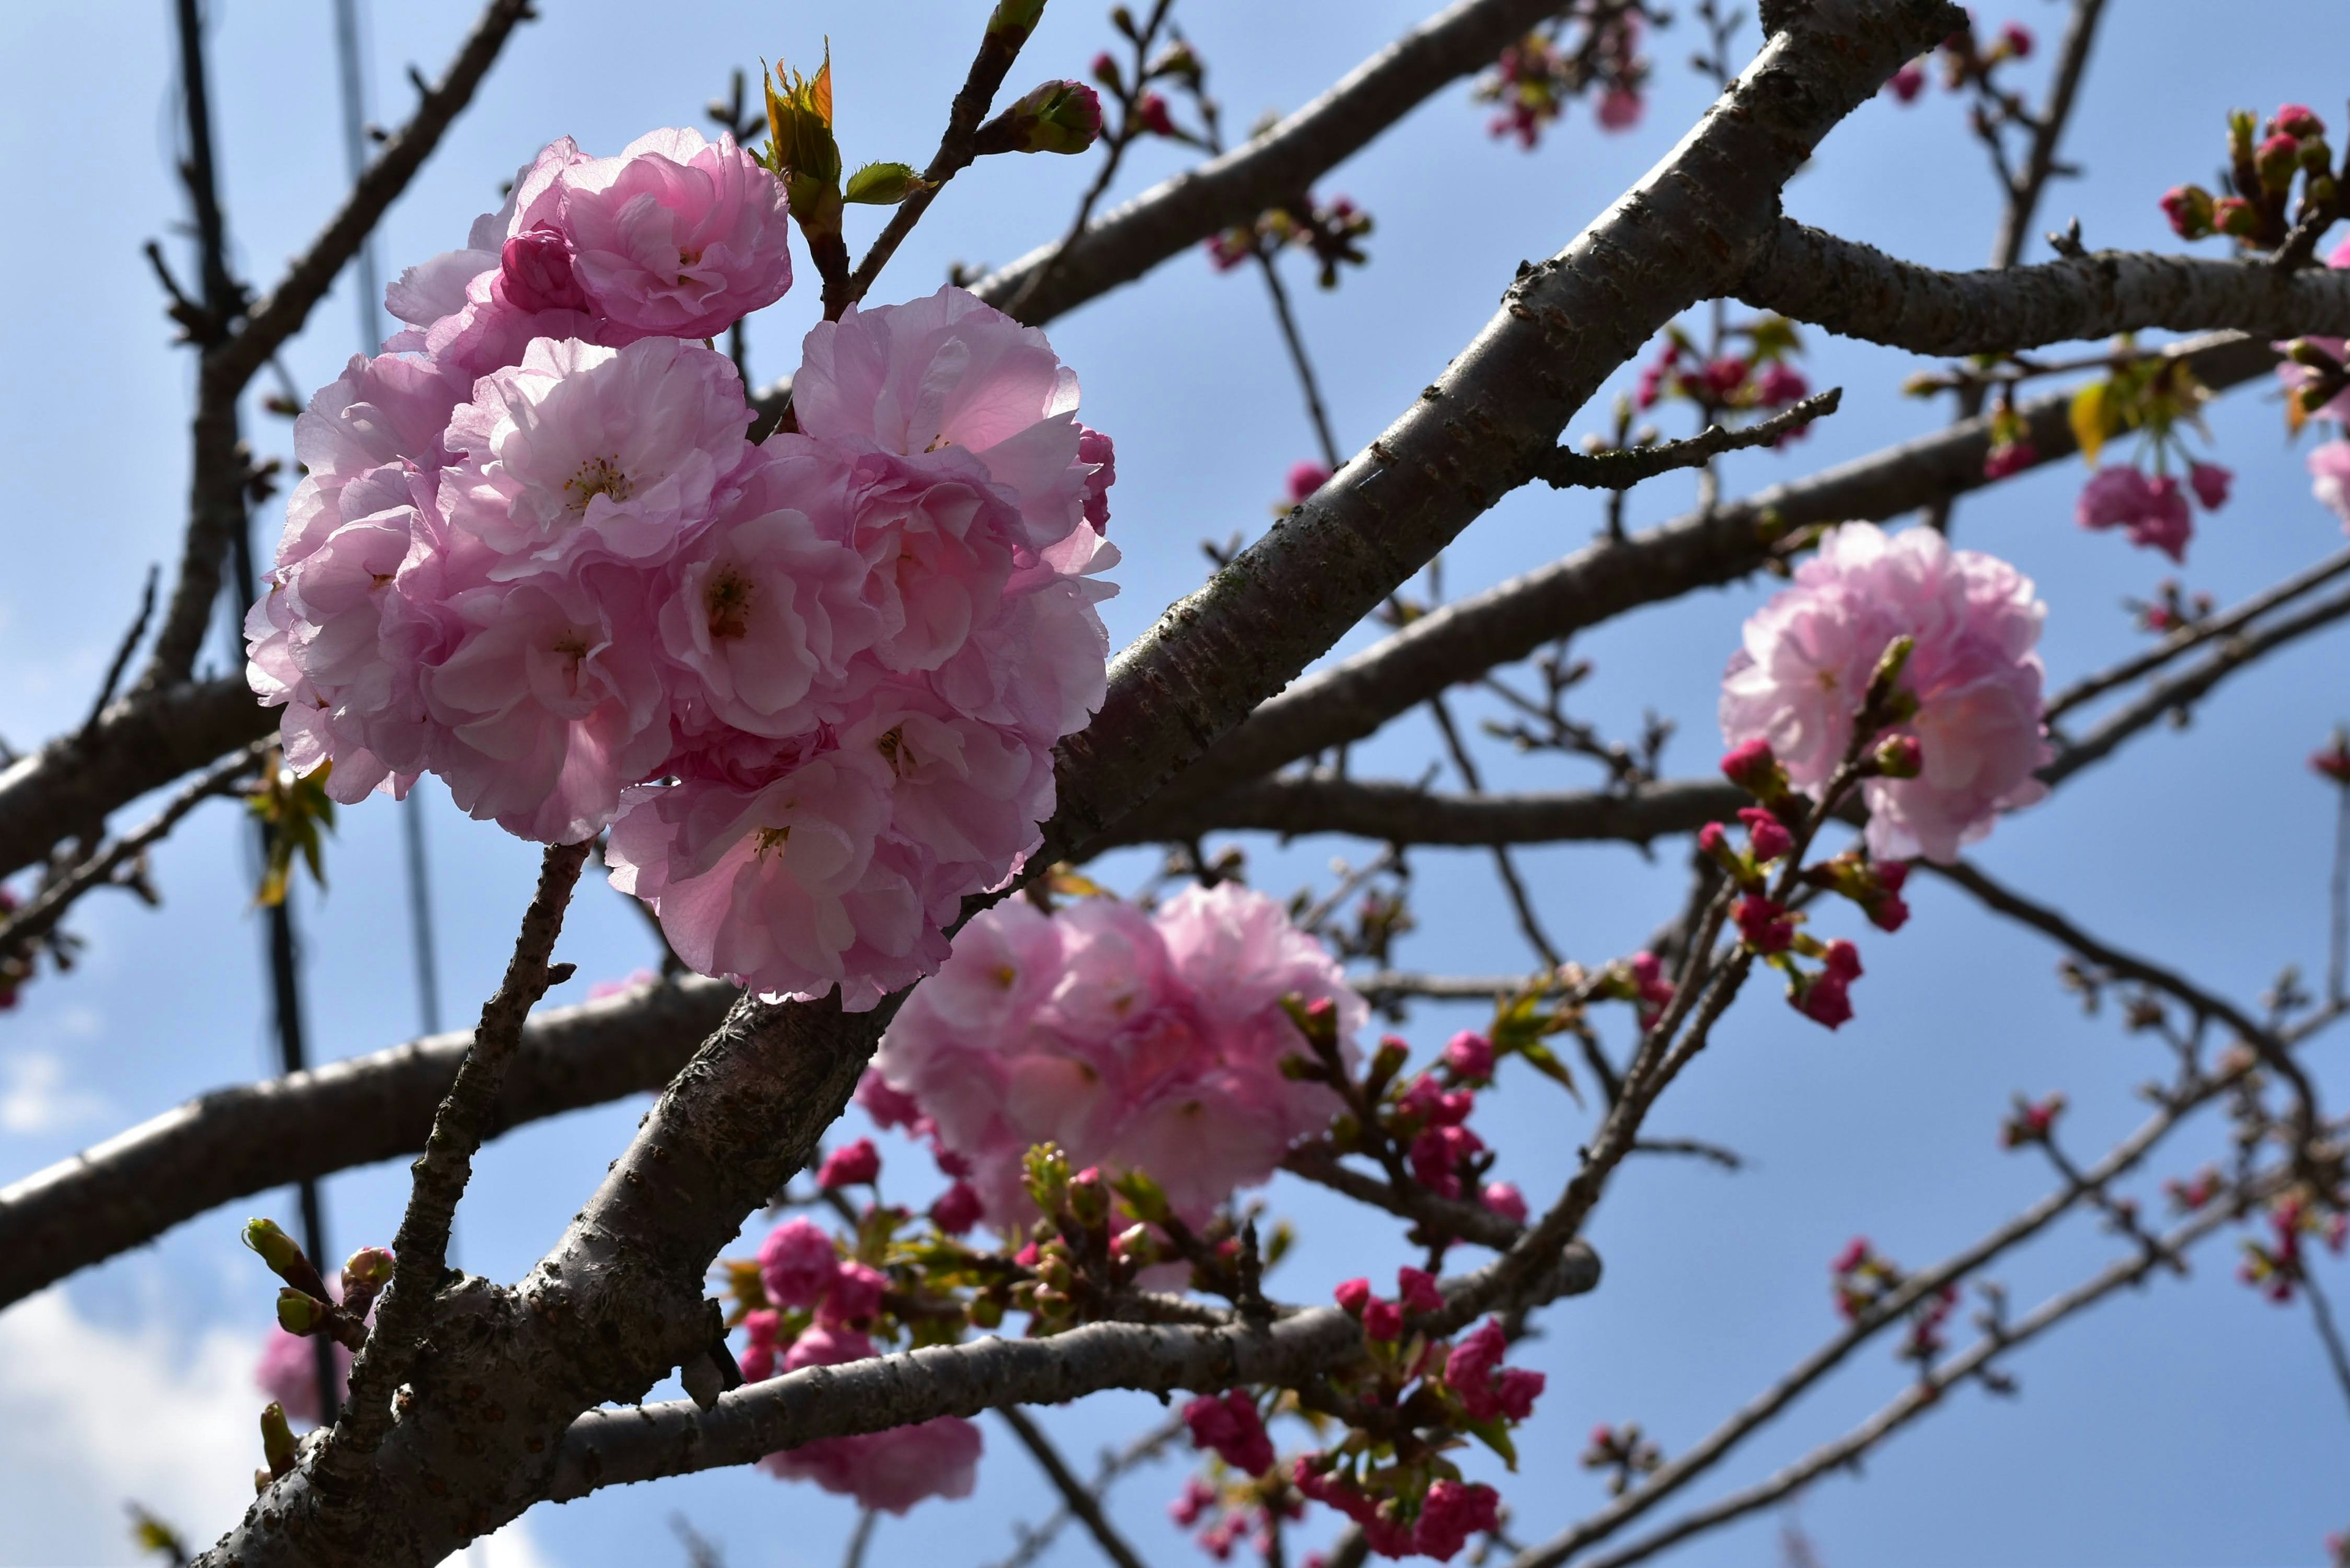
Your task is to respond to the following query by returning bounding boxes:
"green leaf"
[1516,1039,1583,1105]
[843,161,930,205]
[1464,1417,1519,1470]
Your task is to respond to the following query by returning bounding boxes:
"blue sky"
[1,1,2346,1564]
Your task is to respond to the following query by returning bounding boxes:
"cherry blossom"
[2311,440,2350,527]
[865,884,1364,1229]
[756,1324,984,1512]
[1720,523,2051,863]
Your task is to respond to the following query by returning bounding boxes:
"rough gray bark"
[547,1244,1600,1498]
[1112,774,1744,849]
[196,10,1967,1561]
[1739,219,2350,354]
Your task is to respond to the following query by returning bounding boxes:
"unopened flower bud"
[1089,50,1121,89]
[340,1247,395,1316]
[2296,136,2333,173]
[1862,636,1915,722]
[1111,1224,1157,1267]
[1135,91,1177,138]
[986,0,1047,42]
[974,81,1103,157]
[241,1217,327,1297]
[968,1294,1005,1329]
[1737,805,1794,864]
[1370,1036,1411,1083]
[1110,1167,1171,1225]
[1069,1166,1110,1228]
[275,1288,327,1336]
[1872,733,1923,778]
[259,1402,298,1479]
[1719,737,1789,802]
[2212,196,2260,237]
[2158,184,2215,240]
[2274,103,2326,140]
[2256,133,2302,194]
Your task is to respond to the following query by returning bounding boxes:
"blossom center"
[564,455,634,513]
[875,725,914,777]
[704,566,755,640]
[754,825,791,859]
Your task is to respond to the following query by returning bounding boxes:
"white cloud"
[0,1286,554,1567]
[0,1050,107,1133]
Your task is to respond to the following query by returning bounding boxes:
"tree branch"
[1557,1176,2276,1568]
[544,1247,1601,1502]
[1127,332,2277,829]
[141,0,537,689]
[0,975,733,1309]
[1739,220,2350,356]
[997,1408,1155,1568]
[1110,773,1740,849]
[1539,390,1842,490]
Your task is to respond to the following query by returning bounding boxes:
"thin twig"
[998,1408,1155,1568]
[321,840,591,1468]
[1565,1175,2274,1568]
[1540,390,1843,491]
[2300,1264,2350,1422]
[1256,248,1343,470]
[987,1414,1188,1568]
[80,567,160,741]
[1429,694,1564,968]
[841,1510,878,1568]
[0,740,266,960]
[2044,545,2350,723]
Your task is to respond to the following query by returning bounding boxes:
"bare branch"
[1113,773,1739,849]
[1540,390,1843,490]
[998,1408,1155,1568]
[545,1249,1600,1502]
[1739,220,2350,356]
[2043,545,2350,722]
[326,840,592,1465]
[1560,1178,2275,1568]
[987,1414,1188,1568]
[1988,0,2107,269]
[0,972,729,1310]
[141,0,538,689]
[2043,582,2350,788]
[1130,333,2277,828]
[968,0,1589,326]
[0,739,266,964]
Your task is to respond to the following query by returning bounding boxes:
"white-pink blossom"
[794,285,1116,550]
[1720,522,2051,864]
[867,884,1363,1230]
[436,335,750,577]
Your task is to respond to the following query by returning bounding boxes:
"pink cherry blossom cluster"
[1720,522,2051,865]
[2284,237,2350,531]
[247,130,1117,1009]
[2074,460,2231,563]
[861,883,1365,1230]
[731,1179,986,1514]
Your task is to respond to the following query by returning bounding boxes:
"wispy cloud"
[0,1050,107,1134]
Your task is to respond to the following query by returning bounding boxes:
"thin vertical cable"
[332,0,444,1039]
[172,0,338,1425]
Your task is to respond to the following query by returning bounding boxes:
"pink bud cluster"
[1632,337,1813,439]
[1184,1389,1277,1475]
[1597,952,1677,1033]
[2074,461,2231,563]
[248,129,1118,1010]
[1294,1464,1502,1562]
[863,883,1365,1230]
[2239,1192,2349,1304]
[1721,523,2051,865]
[1475,14,1646,150]
[1996,1091,2067,1149]
[1884,18,2034,105]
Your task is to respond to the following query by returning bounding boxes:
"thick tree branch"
[1739,220,2350,356]
[545,1246,1601,1501]
[0,976,733,1309]
[968,0,1586,326]
[1127,332,2277,828]
[1111,774,1740,849]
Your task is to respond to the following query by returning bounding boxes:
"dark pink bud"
[816,1138,881,1187]
[2159,184,2215,240]
[1996,21,2032,57]
[1595,88,1643,131]
[1720,738,1787,800]
[1886,60,1926,103]
[1442,1029,1496,1080]
[1755,361,1809,408]
[1832,1237,1870,1274]
[1360,1297,1403,1341]
[2188,461,2232,510]
[1822,939,1863,980]
[1136,91,1176,137]
[1480,1182,1528,1223]
[1334,1277,1372,1315]
[2275,103,2326,139]
[1734,896,1794,954]
[1736,805,1793,863]
[1796,970,1854,1029]
[1982,441,2038,479]
[930,1180,984,1235]
[1286,460,1333,504]
[499,226,586,313]
[1397,1266,1444,1315]
[1089,50,1120,87]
